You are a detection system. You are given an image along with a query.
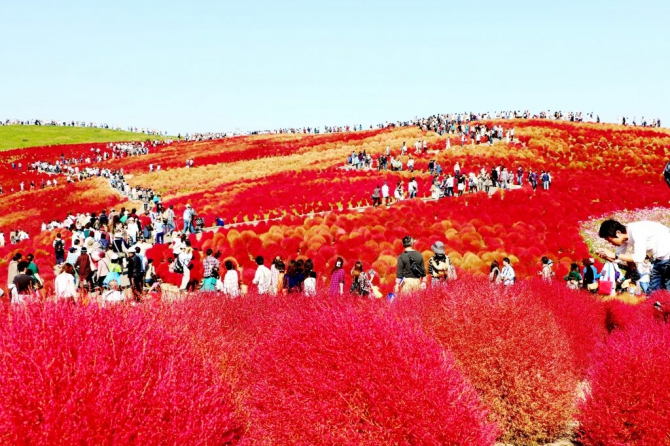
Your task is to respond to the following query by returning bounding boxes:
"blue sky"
[0,0,668,134]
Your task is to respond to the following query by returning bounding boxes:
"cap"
[431,241,445,255]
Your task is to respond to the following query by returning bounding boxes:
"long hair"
[351,260,363,279]
[490,260,499,272]
[295,259,305,276]
[331,257,344,274]
[304,259,314,275]
[61,263,75,275]
[286,260,297,277]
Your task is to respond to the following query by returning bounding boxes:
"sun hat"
[431,241,445,255]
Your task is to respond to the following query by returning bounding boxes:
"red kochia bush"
[241,295,499,445]
[518,279,606,374]
[0,303,240,445]
[399,280,580,445]
[578,318,670,445]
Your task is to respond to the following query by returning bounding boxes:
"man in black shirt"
[126,250,144,301]
[394,235,427,295]
[13,261,36,301]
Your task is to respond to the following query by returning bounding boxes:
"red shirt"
[139,215,152,228]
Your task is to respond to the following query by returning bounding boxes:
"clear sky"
[1,0,668,134]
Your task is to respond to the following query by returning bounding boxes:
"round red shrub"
[518,279,606,374]
[399,279,580,444]
[0,303,240,445]
[241,295,499,445]
[578,318,670,445]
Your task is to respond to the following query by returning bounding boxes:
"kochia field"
[1,120,669,445]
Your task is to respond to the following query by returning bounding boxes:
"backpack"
[173,257,184,274]
[54,239,64,253]
[664,159,670,188]
[404,252,424,278]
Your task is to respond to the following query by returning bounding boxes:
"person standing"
[539,256,554,281]
[252,256,272,295]
[202,248,220,279]
[408,177,418,199]
[7,252,21,289]
[165,205,176,234]
[101,280,125,305]
[303,259,317,296]
[55,263,78,301]
[329,257,345,297]
[500,257,516,286]
[182,204,195,234]
[381,182,390,206]
[564,263,583,290]
[350,260,372,297]
[371,186,381,207]
[126,250,144,300]
[222,260,240,298]
[25,254,43,289]
[75,247,94,292]
[178,246,193,293]
[428,241,451,287]
[154,218,165,244]
[597,219,670,293]
[12,261,37,304]
[394,236,426,295]
[53,233,66,265]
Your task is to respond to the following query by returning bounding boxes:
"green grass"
[0,125,171,151]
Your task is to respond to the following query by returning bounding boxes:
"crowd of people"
[1,140,172,196]
[618,116,662,127]
[4,212,668,306]
[1,118,167,135]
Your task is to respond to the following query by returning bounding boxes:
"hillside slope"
[0,125,168,151]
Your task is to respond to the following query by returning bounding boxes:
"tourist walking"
[394,236,426,295]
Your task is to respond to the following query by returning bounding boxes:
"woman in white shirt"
[222,260,240,298]
[500,257,516,286]
[394,182,404,202]
[126,218,139,244]
[178,246,193,292]
[54,264,78,302]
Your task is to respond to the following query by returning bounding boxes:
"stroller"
[194,217,205,233]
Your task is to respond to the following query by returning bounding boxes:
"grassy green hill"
[0,125,170,151]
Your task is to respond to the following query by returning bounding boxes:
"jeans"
[182,220,195,234]
[640,281,650,294]
[156,232,164,244]
[649,259,670,293]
